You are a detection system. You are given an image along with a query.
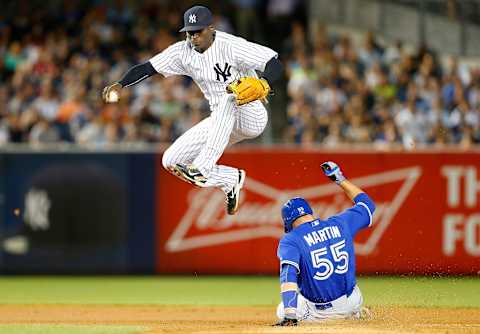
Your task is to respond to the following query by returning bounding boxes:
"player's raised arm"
[320,161,376,233]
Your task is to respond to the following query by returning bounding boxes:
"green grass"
[0,275,478,308]
[0,276,478,334]
[359,276,480,308]
[0,276,279,305]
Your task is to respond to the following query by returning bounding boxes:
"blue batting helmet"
[281,197,313,233]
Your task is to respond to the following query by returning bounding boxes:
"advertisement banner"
[156,149,480,274]
[0,154,129,273]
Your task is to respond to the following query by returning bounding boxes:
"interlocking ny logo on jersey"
[189,14,197,23]
[165,166,422,254]
[214,62,232,82]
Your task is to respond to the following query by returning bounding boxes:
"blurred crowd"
[0,0,305,147]
[1,0,479,149]
[390,0,480,25]
[0,1,217,146]
[282,25,480,149]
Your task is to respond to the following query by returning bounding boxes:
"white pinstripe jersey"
[149,31,278,110]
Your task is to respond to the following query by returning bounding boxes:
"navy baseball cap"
[179,6,213,32]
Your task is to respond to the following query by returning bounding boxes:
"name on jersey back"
[303,225,341,247]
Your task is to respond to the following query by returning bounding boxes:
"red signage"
[156,148,480,274]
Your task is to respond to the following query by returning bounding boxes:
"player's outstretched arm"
[321,161,376,230]
[321,161,375,211]
[103,62,158,103]
[338,180,362,201]
[320,161,364,201]
[273,264,298,326]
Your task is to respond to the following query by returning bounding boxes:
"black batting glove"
[272,318,298,326]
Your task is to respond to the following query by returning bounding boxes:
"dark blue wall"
[0,152,156,274]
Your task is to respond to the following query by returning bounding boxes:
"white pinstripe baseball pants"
[162,94,267,193]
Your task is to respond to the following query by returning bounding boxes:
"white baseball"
[107,90,119,103]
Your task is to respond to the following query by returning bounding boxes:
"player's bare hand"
[272,318,298,326]
[102,82,122,103]
[321,161,346,184]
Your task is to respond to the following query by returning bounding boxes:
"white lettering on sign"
[443,214,480,256]
[465,214,480,255]
[465,168,480,208]
[443,214,464,255]
[442,166,480,208]
[441,166,463,208]
[442,166,480,257]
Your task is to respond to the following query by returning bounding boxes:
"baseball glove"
[227,77,271,106]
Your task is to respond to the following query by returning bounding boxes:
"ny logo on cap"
[189,14,197,23]
[297,207,305,215]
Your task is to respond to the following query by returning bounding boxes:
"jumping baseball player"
[274,161,376,326]
[102,5,283,215]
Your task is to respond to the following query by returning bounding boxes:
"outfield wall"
[0,147,479,274]
[156,148,480,275]
[0,151,156,274]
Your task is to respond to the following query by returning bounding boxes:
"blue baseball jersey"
[277,193,375,303]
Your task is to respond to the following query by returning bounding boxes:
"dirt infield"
[0,304,479,334]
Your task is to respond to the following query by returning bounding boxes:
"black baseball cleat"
[226,169,246,215]
[172,163,207,187]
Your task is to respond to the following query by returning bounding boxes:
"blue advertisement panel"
[126,153,156,273]
[0,151,156,274]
